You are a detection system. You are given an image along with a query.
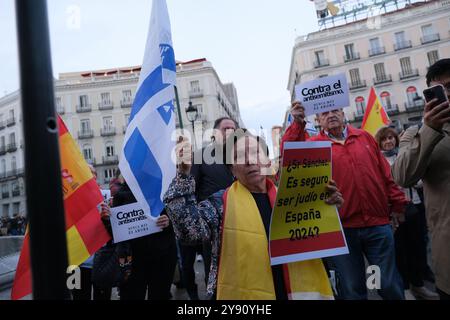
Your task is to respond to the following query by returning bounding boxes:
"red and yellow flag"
[361,87,390,136]
[11,116,111,300]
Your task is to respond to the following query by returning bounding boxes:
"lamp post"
[185,101,198,149]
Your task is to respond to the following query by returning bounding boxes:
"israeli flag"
[119,0,176,217]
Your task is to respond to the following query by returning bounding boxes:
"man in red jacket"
[309,109,408,300]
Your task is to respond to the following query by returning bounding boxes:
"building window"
[406,86,419,105]
[421,24,439,43]
[9,132,15,145]
[344,44,355,60]
[106,143,115,157]
[12,202,20,214]
[123,90,132,99]
[190,80,200,92]
[314,50,327,66]
[2,184,9,199]
[380,91,393,110]
[104,169,115,182]
[80,119,91,132]
[0,136,5,149]
[369,38,384,55]
[1,159,6,175]
[427,50,439,66]
[103,116,113,130]
[83,145,92,160]
[79,95,89,108]
[9,110,14,119]
[374,63,387,81]
[355,97,365,115]
[11,156,16,172]
[349,68,361,85]
[125,114,130,125]
[400,57,412,75]
[2,204,9,217]
[101,92,111,104]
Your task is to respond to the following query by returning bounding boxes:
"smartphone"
[423,84,449,105]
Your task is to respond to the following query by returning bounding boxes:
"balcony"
[121,98,133,108]
[0,121,5,130]
[349,80,367,91]
[368,46,386,57]
[6,117,16,127]
[100,127,116,137]
[344,52,360,62]
[85,158,96,166]
[313,59,330,68]
[373,74,393,85]
[78,129,94,139]
[421,33,440,45]
[7,143,17,153]
[0,146,6,155]
[189,90,204,99]
[102,155,119,165]
[12,188,20,197]
[394,40,412,51]
[98,101,114,110]
[386,104,400,116]
[76,104,92,113]
[405,99,425,112]
[399,69,420,80]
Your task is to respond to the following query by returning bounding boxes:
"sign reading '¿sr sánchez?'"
[295,73,350,117]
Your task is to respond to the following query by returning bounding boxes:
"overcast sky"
[0,0,320,140]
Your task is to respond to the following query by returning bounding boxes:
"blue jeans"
[325,224,404,300]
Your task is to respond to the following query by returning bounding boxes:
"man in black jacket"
[114,182,177,300]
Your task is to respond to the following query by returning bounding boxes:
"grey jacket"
[391,123,450,294]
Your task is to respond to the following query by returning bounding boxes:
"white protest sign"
[101,189,111,204]
[109,202,162,243]
[295,73,350,116]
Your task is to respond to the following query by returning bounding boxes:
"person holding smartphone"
[392,58,450,300]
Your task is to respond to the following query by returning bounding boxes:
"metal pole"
[174,85,184,129]
[15,0,69,299]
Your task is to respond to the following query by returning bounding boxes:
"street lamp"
[185,101,198,148]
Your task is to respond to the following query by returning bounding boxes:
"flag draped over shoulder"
[119,0,176,217]
[11,116,111,300]
[361,87,390,136]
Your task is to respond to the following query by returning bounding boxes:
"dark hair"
[223,128,269,166]
[375,126,399,150]
[426,59,450,87]
[213,117,239,129]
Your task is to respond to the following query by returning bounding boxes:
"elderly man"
[164,129,344,300]
[392,58,450,300]
[309,109,408,300]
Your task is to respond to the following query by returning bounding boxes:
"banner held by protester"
[269,141,348,265]
[295,73,349,116]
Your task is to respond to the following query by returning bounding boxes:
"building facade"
[0,58,242,217]
[287,0,450,130]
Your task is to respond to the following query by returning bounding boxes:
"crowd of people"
[68,58,449,301]
[0,213,26,237]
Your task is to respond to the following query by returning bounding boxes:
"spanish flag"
[361,87,390,136]
[11,116,111,300]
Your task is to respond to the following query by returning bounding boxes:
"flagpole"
[174,85,184,129]
[15,0,69,299]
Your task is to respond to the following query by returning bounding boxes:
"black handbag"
[91,242,131,289]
